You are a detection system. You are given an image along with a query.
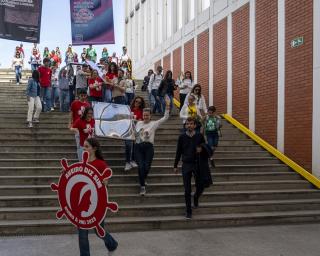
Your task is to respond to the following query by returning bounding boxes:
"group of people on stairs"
[23,45,223,255]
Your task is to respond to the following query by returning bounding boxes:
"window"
[166,0,172,38]
[201,0,210,11]
[188,0,195,21]
[177,0,183,29]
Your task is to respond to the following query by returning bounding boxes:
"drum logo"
[51,152,118,237]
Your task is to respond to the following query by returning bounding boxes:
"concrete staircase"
[0,70,320,235]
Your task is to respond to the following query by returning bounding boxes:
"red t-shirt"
[38,66,52,87]
[70,100,91,124]
[88,77,103,98]
[131,108,143,121]
[89,159,109,174]
[106,73,117,80]
[73,118,95,146]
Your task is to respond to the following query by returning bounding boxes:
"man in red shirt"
[69,89,91,160]
[38,58,53,112]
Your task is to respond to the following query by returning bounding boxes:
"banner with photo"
[0,0,42,43]
[70,0,115,45]
[93,102,135,140]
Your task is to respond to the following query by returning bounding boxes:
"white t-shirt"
[148,73,163,91]
[178,79,193,95]
[135,110,169,144]
[125,79,135,93]
[184,92,208,113]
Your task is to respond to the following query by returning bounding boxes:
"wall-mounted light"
[141,0,146,4]
[125,17,129,24]
[130,10,134,18]
[135,3,140,11]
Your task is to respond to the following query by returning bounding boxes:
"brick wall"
[255,0,278,147]
[197,29,210,105]
[154,59,161,71]
[284,0,313,170]
[184,39,194,79]
[172,47,182,101]
[162,53,171,75]
[213,18,228,114]
[232,4,249,126]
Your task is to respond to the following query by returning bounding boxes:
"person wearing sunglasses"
[184,84,207,115]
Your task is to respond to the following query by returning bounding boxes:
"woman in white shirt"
[185,84,207,114]
[135,97,170,196]
[125,72,135,105]
[12,51,24,85]
[176,71,193,110]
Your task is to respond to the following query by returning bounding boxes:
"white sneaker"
[16,82,19,85]
[28,122,33,128]
[50,107,55,111]
[33,118,40,123]
[124,162,132,172]
[130,161,138,168]
[140,186,146,196]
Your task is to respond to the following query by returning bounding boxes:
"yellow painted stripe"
[223,114,320,189]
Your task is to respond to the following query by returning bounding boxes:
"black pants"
[179,93,187,110]
[182,163,205,214]
[135,142,154,186]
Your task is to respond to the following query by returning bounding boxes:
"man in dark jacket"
[174,117,206,219]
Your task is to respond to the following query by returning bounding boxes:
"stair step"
[1,199,320,220]
[1,210,320,235]
[0,189,319,207]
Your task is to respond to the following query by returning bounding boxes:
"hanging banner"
[0,0,42,43]
[70,0,115,45]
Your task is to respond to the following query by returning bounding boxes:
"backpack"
[205,116,221,132]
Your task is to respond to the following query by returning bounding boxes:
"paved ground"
[1,224,320,256]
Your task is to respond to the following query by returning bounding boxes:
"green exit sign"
[291,37,304,48]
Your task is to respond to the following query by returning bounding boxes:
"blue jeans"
[151,89,161,113]
[148,91,155,109]
[69,87,75,106]
[159,94,173,114]
[15,65,22,83]
[59,90,70,112]
[125,92,134,105]
[125,140,135,163]
[104,88,112,103]
[40,87,52,112]
[206,132,219,148]
[78,221,118,256]
[51,87,60,108]
[113,96,126,105]
[31,64,39,71]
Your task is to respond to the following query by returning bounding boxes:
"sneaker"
[124,162,132,172]
[28,122,33,128]
[50,107,55,111]
[16,82,19,85]
[130,161,138,168]
[185,212,192,220]
[140,186,146,196]
[33,119,40,123]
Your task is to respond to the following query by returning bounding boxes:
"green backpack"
[205,117,221,132]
